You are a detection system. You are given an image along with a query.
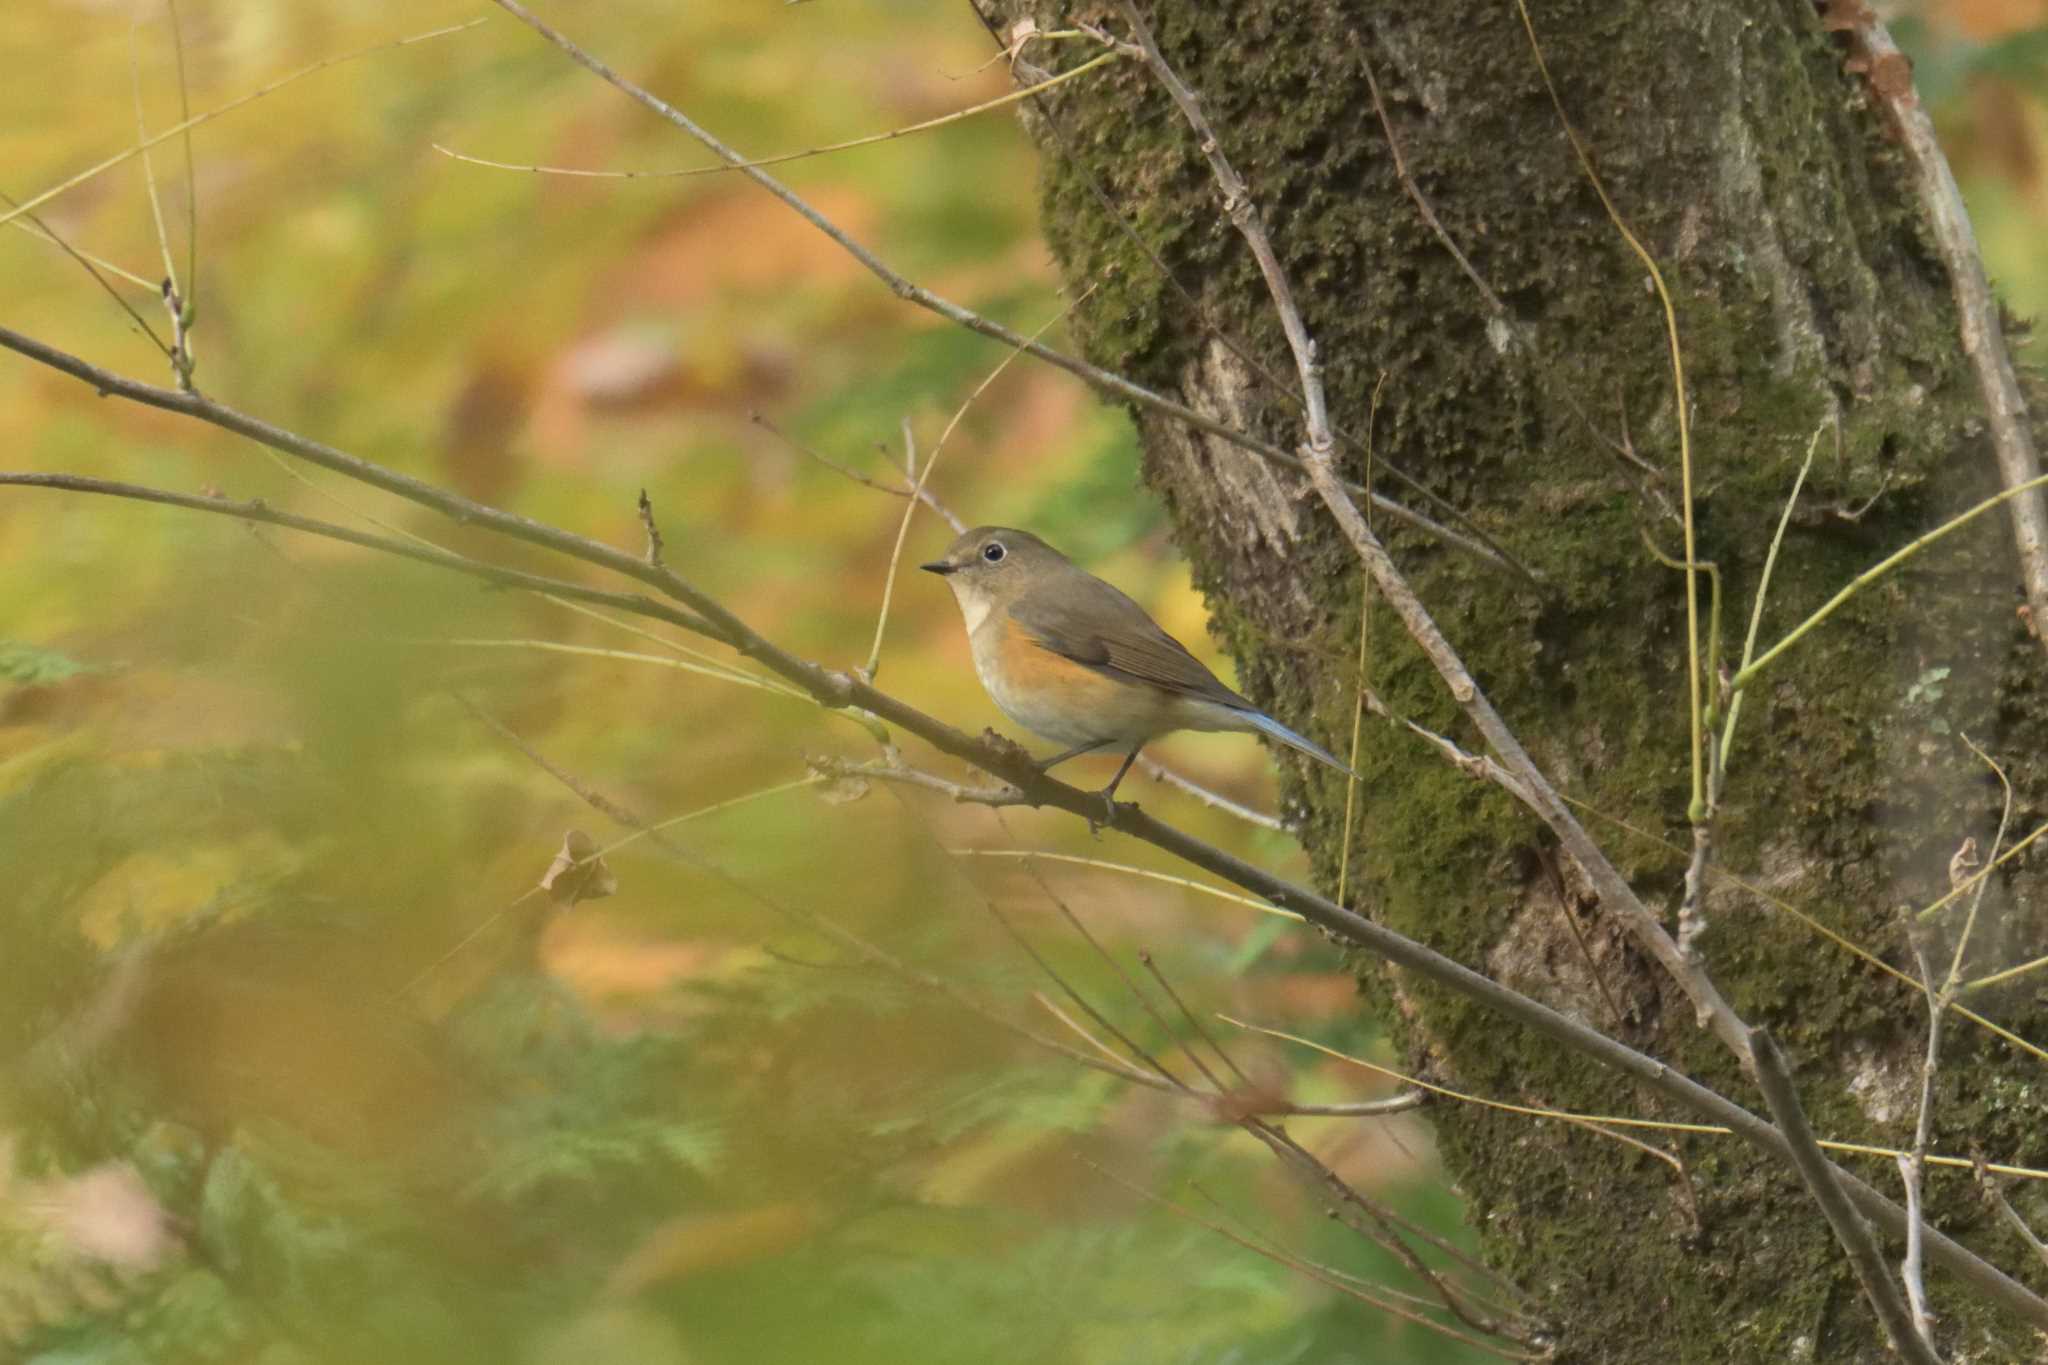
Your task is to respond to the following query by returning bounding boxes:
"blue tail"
[1239,709,1361,781]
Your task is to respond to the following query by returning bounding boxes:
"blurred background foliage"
[0,2,2043,1362]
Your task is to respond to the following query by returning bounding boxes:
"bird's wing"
[1007,577,1251,709]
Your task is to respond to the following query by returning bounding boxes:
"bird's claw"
[1087,787,1128,835]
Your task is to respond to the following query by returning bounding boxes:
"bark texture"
[973,1,2048,1359]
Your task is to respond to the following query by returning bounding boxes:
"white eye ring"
[982,542,1006,563]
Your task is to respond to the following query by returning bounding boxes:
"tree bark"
[974,1,2048,1359]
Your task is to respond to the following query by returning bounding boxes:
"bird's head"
[921,526,1068,623]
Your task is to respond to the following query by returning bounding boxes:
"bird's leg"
[1096,744,1144,816]
[1038,738,1108,772]
[1097,749,1146,802]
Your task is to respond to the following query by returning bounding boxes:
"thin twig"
[1735,471,2048,691]
[1262,1094,1425,1119]
[637,488,666,568]
[1232,1014,2048,1183]
[0,190,171,356]
[1946,738,2014,991]
[863,290,1082,678]
[1115,8,1752,1059]
[987,22,1539,590]
[1751,1030,1942,1365]
[1137,948,1253,1089]
[1975,1156,2048,1274]
[1575,794,2048,1067]
[1366,691,1536,807]
[1902,739,2017,1347]
[481,0,1523,581]
[1965,950,2048,993]
[456,700,1193,1094]
[0,19,485,233]
[1511,0,1704,820]
[1828,9,2048,664]
[1188,1184,1504,1323]
[413,635,805,701]
[0,472,722,637]
[1133,757,1284,831]
[998,818,1219,1092]
[1716,426,1820,771]
[5,377,2045,1326]
[1899,935,1940,1352]
[166,0,198,300]
[1535,847,1626,1032]
[748,410,965,533]
[1078,1157,1541,1359]
[1335,376,1381,911]
[765,390,1281,830]
[1032,993,1175,1087]
[965,812,1195,1093]
[130,8,192,390]
[947,847,1303,922]
[434,50,1124,180]
[810,754,1028,807]
[1246,1118,1530,1337]
[1353,33,1503,315]
[1920,818,2048,925]
[1108,9,1331,461]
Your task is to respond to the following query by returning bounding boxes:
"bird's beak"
[920,559,957,576]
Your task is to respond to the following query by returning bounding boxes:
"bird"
[921,526,1357,803]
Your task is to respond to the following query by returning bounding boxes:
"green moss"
[996,0,2048,1354]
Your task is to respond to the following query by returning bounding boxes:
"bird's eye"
[982,542,1006,563]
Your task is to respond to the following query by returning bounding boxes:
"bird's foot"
[1087,786,1129,835]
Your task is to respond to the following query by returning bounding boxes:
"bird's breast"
[970,616,1180,747]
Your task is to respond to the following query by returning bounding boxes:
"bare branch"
[976,18,1541,592]
[1093,21,2048,1325]
[1352,32,1504,317]
[1113,5,1752,1059]
[1751,1030,1942,1365]
[0,188,172,356]
[1900,935,1941,1352]
[1107,8,1332,462]
[1133,757,1285,831]
[5,351,2044,1328]
[749,410,966,533]
[0,471,722,639]
[480,0,1524,582]
[0,19,485,233]
[1975,1156,2048,1274]
[433,49,1126,179]
[808,754,1028,808]
[1079,1158,1543,1359]
[1827,10,2048,664]
[637,488,666,568]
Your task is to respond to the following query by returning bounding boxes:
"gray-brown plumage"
[922,527,1355,800]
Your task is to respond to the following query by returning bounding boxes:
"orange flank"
[980,615,1182,747]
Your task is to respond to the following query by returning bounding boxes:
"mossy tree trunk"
[973,1,2048,1359]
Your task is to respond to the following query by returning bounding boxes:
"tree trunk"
[974,1,2048,1358]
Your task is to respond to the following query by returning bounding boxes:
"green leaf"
[0,640,97,686]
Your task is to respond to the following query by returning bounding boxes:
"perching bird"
[922,526,1356,801]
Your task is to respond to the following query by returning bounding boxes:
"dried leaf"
[1868,51,1915,102]
[1949,837,1981,893]
[542,829,618,906]
[815,770,870,805]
